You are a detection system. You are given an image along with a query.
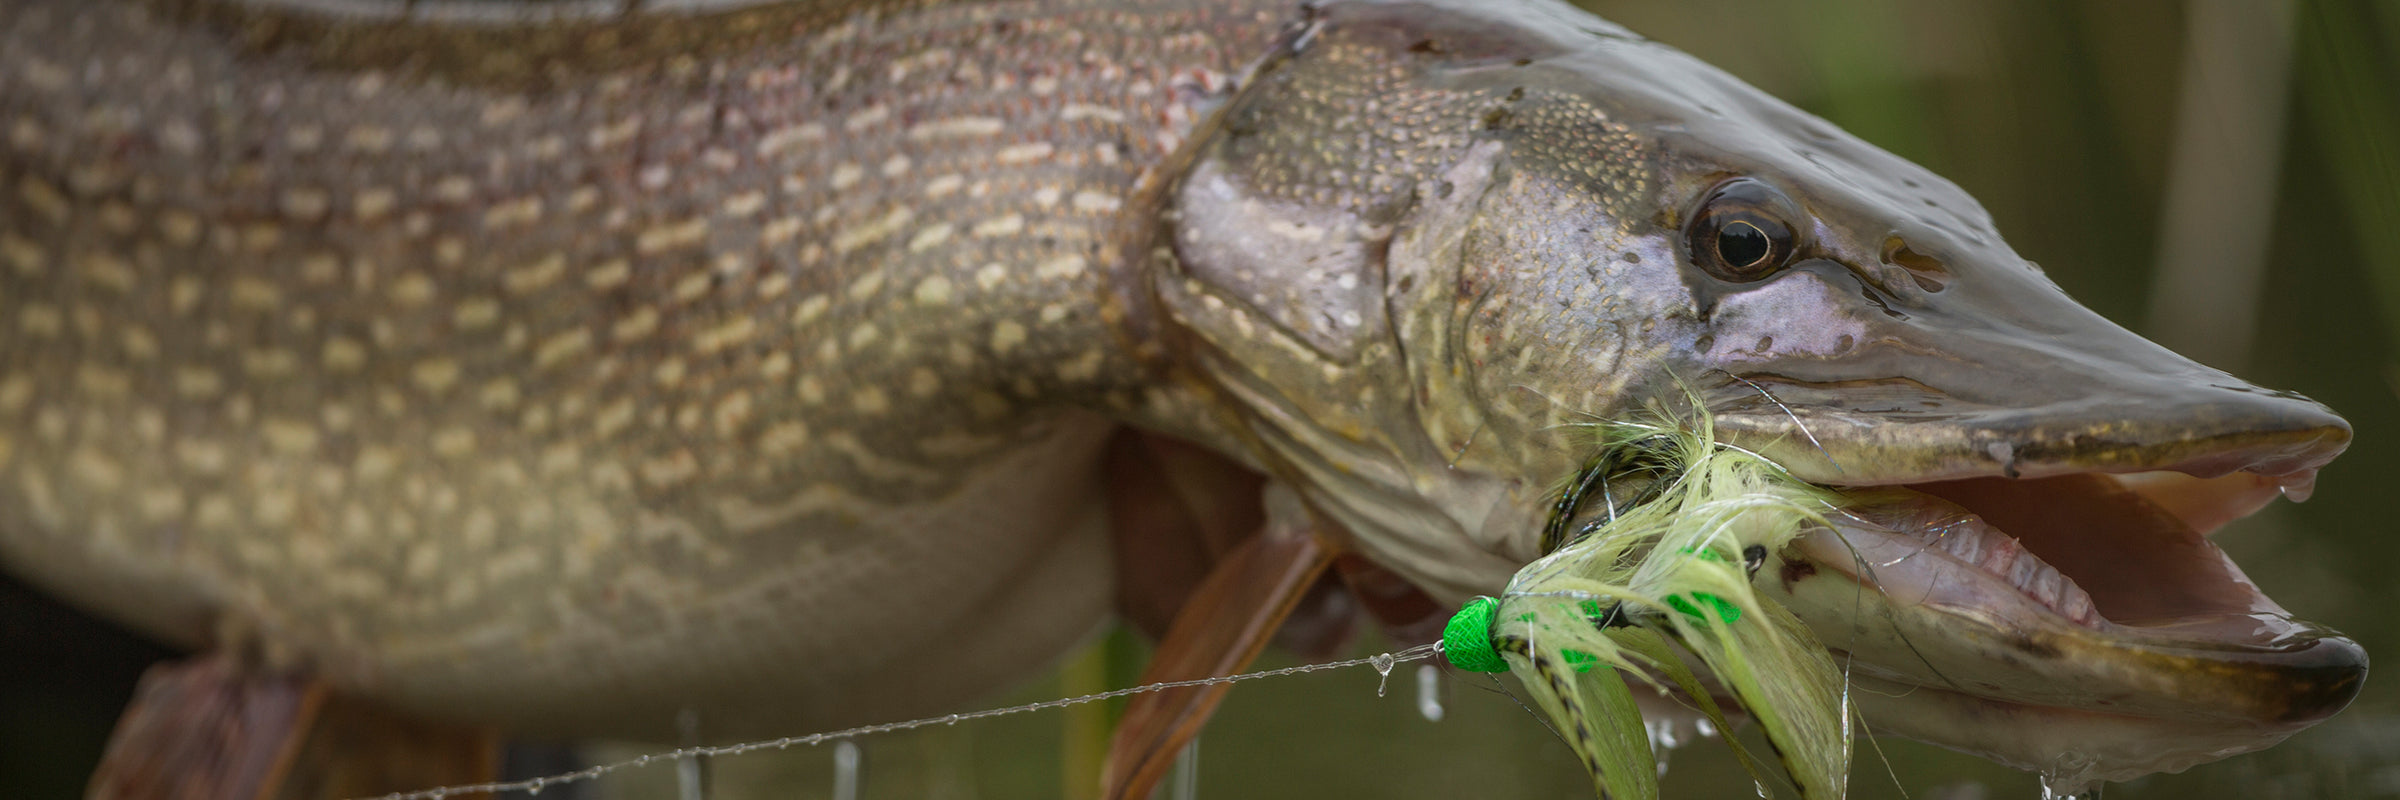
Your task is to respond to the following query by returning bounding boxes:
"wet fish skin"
[0,0,1292,738]
[0,0,2359,784]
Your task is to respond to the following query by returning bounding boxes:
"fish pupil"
[1718,220,1771,268]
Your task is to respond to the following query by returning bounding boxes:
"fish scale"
[0,0,1293,738]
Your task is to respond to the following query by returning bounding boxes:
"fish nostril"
[1882,235,1949,293]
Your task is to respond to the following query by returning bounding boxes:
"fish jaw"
[1690,249,2362,779]
[1751,469,2363,784]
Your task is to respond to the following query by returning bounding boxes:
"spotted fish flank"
[0,0,1280,737]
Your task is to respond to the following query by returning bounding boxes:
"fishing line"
[1817,489,1959,800]
[356,645,1443,800]
[372,403,1884,800]
[1855,714,1915,800]
[1830,520,1964,693]
[1721,371,1844,477]
[1468,670,1566,743]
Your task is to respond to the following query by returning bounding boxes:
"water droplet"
[832,740,864,800]
[1168,740,1201,800]
[1645,717,1689,777]
[944,713,960,726]
[1370,652,1397,697]
[1693,718,1717,738]
[2276,470,2317,503]
[1414,664,1444,722]
[2039,773,2101,799]
[526,779,545,796]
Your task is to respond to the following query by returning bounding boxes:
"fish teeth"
[1859,496,2105,628]
[2027,561,2066,610]
[1987,544,2093,627]
[1897,508,2103,629]
[2008,549,2042,590]
[2058,582,2098,626]
[1936,521,1984,564]
[1977,534,2021,577]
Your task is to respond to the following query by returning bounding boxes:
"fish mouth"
[1746,434,2365,783]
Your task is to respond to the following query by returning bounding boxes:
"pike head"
[1144,0,2362,784]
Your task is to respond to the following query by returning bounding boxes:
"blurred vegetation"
[6,0,2397,798]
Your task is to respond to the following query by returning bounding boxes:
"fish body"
[0,0,1295,738]
[0,0,2362,787]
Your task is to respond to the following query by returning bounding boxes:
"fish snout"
[1697,299,2348,487]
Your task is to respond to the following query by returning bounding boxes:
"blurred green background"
[7,0,2398,798]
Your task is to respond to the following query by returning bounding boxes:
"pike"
[0,0,2362,796]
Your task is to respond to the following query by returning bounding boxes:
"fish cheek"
[1695,267,1875,368]
[1157,157,1395,364]
[1452,173,1683,396]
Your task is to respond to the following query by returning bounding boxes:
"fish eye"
[1687,178,1803,282]
[1718,220,1771,267]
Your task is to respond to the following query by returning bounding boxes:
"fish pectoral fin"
[1104,429,1268,640]
[1100,484,1335,800]
[88,654,319,800]
[89,652,499,800]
